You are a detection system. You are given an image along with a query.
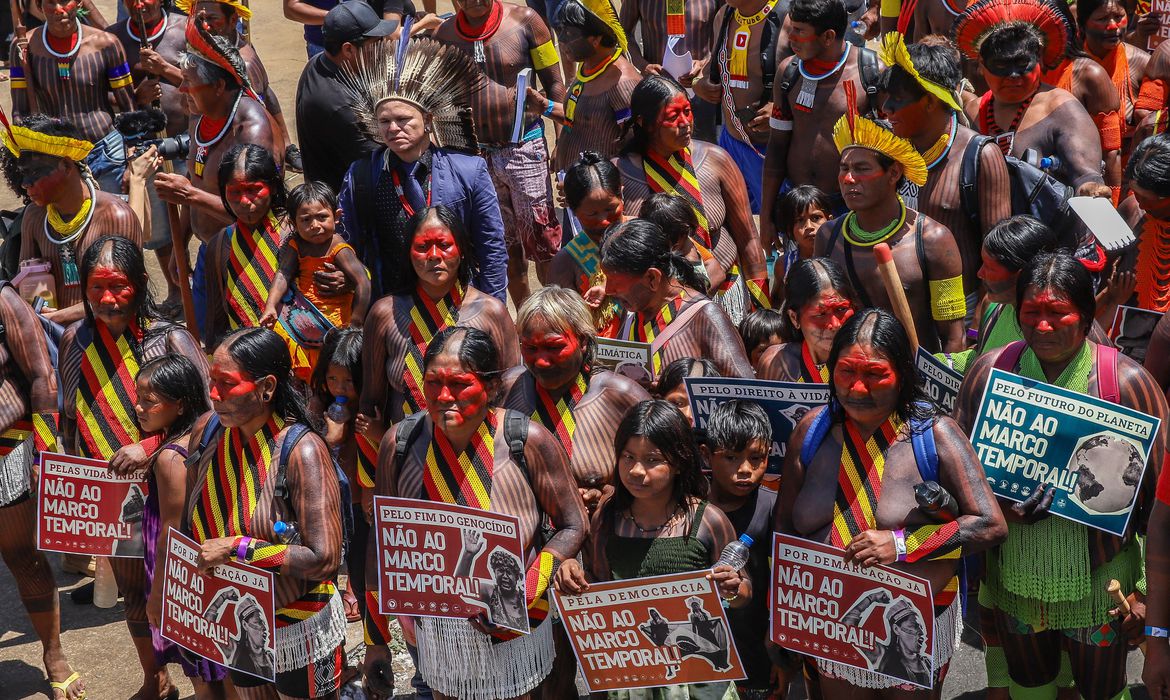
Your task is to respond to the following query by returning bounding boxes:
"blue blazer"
[338,146,508,302]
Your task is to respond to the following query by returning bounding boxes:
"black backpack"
[708,3,786,96]
[778,45,881,108]
[393,409,531,479]
[959,135,1074,233]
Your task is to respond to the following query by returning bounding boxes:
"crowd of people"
[5,0,1170,697]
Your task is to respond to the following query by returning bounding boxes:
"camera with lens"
[114,108,191,160]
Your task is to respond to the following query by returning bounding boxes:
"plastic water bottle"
[273,520,300,544]
[93,557,118,608]
[1039,155,1061,172]
[326,395,350,424]
[716,534,754,571]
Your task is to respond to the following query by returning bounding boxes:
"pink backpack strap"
[993,341,1027,372]
[1095,342,1120,404]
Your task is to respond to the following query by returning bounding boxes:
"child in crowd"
[771,185,834,306]
[656,358,720,426]
[260,182,371,372]
[701,400,787,700]
[739,310,787,370]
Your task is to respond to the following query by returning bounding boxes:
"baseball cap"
[323,1,396,46]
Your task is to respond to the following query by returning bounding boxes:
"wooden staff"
[873,243,919,352]
[1107,579,1146,654]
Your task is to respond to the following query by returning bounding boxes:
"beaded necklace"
[454,1,502,64]
[42,20,82,80]
[842,198,907,247]
[794,43,850,109]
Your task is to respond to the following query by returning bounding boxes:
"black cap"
[323,1,396,46]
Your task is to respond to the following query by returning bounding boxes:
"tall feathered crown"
[833,82,928,186]
[953,0,1070,70]
[185,15,260,101]
[340,36,486,152]
[576,0,627,54]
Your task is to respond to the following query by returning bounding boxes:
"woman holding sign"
[59,235,207,700]
[757,258,859,383]
[956,253,1168,700]
[362,326,587,700]
[776,308,1007,694]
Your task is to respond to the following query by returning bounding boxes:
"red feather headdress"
[953,0,1070,70]
[184,15,260,101]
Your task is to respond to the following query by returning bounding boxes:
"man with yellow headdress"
[2,114,142,325]
[878,32,1011,321]
[814,94,968,354]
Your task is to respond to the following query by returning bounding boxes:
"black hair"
[564,151,622,210]
[827,308,935,424]
[396,205,477,294]
[656,358,719,397]
[217,143,287,220]
[555,0,618,47]
[980,23,1043,64]
[600,218,708,293]
[739,309,786,358]
[1077,0,1125,39]
[0,115,87,203]
[706,399,772,452]
[788,0,848,38]
[984,215,1071,272]
[137,354,211,439]
[80,235,159,331]
[640,193,699,248]
[424,326,503,383]
[310,326,363,409]
[221,327,318,430]
[780,257,859,341]
[1015,252,1096,334]
[1127,134,1170,197]
[622,74,687,156]
[776,185,833,243]
[603,399,709,528]
[287,181,339,222]
[883,40,962,110]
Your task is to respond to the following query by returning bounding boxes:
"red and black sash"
[403,284,464,415]
[226,212,282,329]
[76,322,145,461]
[643,148,712,248]
[531,373,588,459]
[422,411,496,509]
[830,416,901,548]
[799,342,829,383]
[191,416,286,542]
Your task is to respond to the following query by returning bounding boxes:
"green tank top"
[607,501,711,580]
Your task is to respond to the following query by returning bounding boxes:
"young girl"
[655,358,720,426]
[739,309,786,370]
[135,355,226,699]
[260,182,371,373]
[771,186,833,306]
[555,400,747,699]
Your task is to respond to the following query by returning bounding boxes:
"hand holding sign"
[1011,484,1056,524]
[555,557,591,595]
[843,529,898,567]
[197,536,237,574]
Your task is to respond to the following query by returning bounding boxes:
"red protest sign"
[160,528,277,681]
[554,571,746,693]
[37,452,148,557]
[373,496,529,634]
[771,533,936,688]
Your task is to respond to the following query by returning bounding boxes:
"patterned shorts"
[483,137,563,262]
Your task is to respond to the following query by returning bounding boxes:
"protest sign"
[160,529,276,681]
[37,452,148,557]
[970,368,1160,536]
[1148,0,1170,49]
[595,337,653,384]
[373,496,529,633]
[1109,305,1162,362]
[555,571,745,693]
[915,349,962,413]
[771,533,936,689]
[685,377,830,487]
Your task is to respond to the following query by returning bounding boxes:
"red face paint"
[984,63,1042,104]
[1018,290,1082,332]
[208,368,257,402]
[520,331,582,371]
[424,368,489,426]
[575,192,623,234]
[833,354,899,396]
[225,180,271,208]
[411,225,461,265]
[979,250,1014,284]
[86,266,136,310]
[657,94,694,129]
[801,295,855,331]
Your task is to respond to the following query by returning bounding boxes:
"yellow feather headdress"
[880,32,963,112]
[0,124,92,162]
[576,0,627,54]
[833,83,927,186]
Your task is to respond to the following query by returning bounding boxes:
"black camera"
[114,108,191,160]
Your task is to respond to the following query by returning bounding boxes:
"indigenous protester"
[338,36,508,302]
[555,399,749,699]
[60,236,206,700]
[546,0,641,171]
[956,253,1167,700]
[640,192,730,312]
[2,114,143,326]
[757,257,859,382]
[815,102,968,353]
[0,285,78,699]
[777,308,1008,693]
[601,218,754,380]
[618,75,771,319]
[656,357,719,425]
[357,206,519,450]
[879,32,1012,307]
[1077,0,1149,157]
[180,327,346,699]
[738,308,786,369]
[434,0,565,307]
[362,326,588,700]
[760,0,883,243]
[769,184,833,304]
[133,354,227,697]
[1124,134,1170,313]
[8,0,136,192]
[547,151,626,337]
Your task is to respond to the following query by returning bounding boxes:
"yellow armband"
[929,275,967,321]
[530,41,560,71]
[880,0,901,19]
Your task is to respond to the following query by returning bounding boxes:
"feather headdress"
[880,32,963,112]
[0,108,92,161]
[340,36,486,152]
[953,0,1070,70]
[833,82,928,186]
[574,0,627,54]
[174,0,252,20]
[184,15,260,101]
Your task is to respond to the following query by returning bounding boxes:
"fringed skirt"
[417,615,555,700]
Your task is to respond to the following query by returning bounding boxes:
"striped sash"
[191,416,286,542]
[356,433,378,488]
[628,289,690,375]
[0,420,32,457]
[403,284,464,415]
[76,322,142,461]
[644,148,712,248]
[226,213,282,329]
[800,342,829,383]
[422,412,496,509]
[830,415,902,548]
[531,373,587,459]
